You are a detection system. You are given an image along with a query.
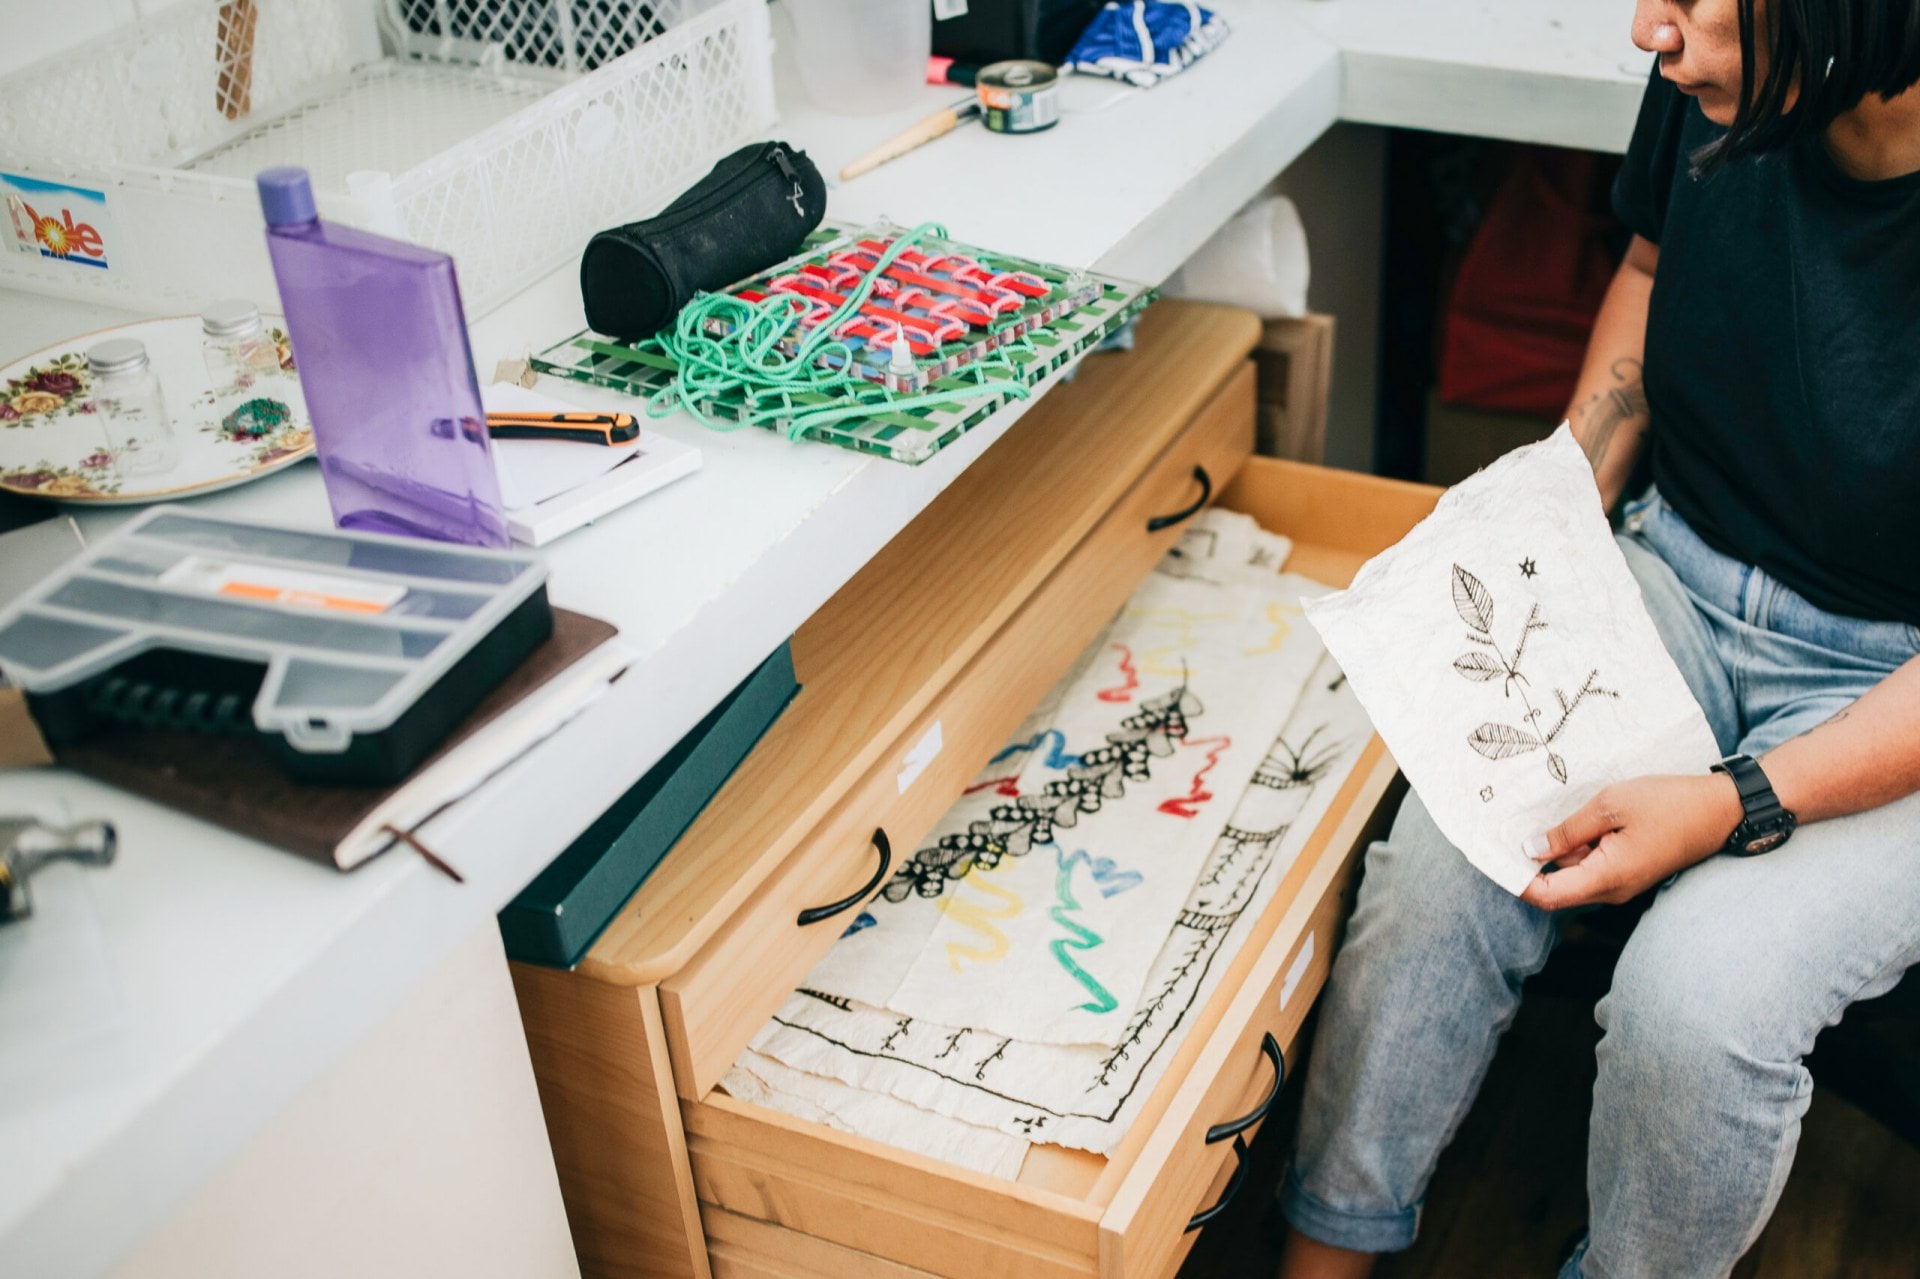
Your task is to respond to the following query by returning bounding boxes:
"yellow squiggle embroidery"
[940,866,1025,971]
[1122,607,1234,676]
[1243,600,1303,657]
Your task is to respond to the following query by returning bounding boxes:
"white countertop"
[0,4,1641,1274]
[1284,0,1647,151]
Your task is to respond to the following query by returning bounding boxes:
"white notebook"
[483,383,701,547]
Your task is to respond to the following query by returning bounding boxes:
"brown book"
[56,608,624,873]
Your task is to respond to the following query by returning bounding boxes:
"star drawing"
[1518,558,1538,579]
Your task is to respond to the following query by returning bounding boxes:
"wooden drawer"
[679,458,1439,1279]
[573,303,1264,1000]
[704,1205,942,1278]
[660,365,1254,1099]
[516,304,1271,1279]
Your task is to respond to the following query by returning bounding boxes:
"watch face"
[1735,810,1797,856]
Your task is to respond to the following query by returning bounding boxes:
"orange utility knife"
[485,410,640,446]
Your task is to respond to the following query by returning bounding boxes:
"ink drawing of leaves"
[1453,652,1503,682]
[1452,564,1494,634]
[1547,752,1568,784]
[1468,723,1541,759]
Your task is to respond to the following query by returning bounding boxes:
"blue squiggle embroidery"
[1055,847,1143,898]
[990,728,1081,770]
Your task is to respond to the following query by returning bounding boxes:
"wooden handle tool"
[216,0,258,120]
[839,98,982,182]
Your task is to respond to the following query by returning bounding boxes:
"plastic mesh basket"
[0,0,773,317]
[386,0,693,73]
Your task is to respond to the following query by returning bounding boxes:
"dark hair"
[1698,0,1920,171]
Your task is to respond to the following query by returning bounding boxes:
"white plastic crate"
[0,0,775,316]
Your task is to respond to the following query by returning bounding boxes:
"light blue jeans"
[1280,491,1920,1279]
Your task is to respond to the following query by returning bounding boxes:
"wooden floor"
[1180,990,1920,1278]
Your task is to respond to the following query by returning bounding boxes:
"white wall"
[1,0,146,76]
[1272,122,1387,475]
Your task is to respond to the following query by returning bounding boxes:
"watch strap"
[1711,753,1777,807]
[1711,753,1795,855]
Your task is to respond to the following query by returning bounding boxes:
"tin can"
[977,60,1060,134]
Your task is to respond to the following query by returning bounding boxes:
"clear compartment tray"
[0,510,551,782]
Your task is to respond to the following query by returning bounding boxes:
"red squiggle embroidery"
[964,775,1023,797]
[1157,735,1232,818]
[1096,643,1140,703]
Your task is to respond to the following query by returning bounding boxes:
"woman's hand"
[1518,773,1744,911]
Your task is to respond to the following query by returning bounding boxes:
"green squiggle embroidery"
[1050,855,1118,1013]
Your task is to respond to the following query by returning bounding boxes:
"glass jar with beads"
[201,298,303,442]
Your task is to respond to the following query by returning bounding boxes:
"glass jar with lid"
[201,299,278,393]
[201,298,303,440]
[85,338,177,478]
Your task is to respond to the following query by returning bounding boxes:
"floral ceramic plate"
[0,314,313,504]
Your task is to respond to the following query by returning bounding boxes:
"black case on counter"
[580,141,827,341]
[932,0,1103,65]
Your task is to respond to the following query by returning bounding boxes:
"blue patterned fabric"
[1065,1,1230,87]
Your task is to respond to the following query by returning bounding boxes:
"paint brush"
[839,98,982,182]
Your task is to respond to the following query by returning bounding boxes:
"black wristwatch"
[1710,754,1797,856]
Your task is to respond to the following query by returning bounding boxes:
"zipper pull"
[768,145,806,218]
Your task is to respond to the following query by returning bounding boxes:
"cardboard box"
[1252,314,1335,463]
[1422,390,1557,487]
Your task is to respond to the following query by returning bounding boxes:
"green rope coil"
[640,222,1033,442]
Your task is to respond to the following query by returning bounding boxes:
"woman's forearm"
[1562,235,1660,510]
[1759,656,1920,824]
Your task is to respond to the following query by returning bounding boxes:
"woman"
[1276,2,1920,1276]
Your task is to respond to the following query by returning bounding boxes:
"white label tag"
[160,556,405,615]
[897,720,944,795]
[933,0,968,19]
[1279,931,1316,1010]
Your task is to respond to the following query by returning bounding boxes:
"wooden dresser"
[510,301,1441,1279]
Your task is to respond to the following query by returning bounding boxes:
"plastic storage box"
[0,509,552,784]
[0,0,775,317]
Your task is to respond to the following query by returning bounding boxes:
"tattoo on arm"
[1788,707,1853,744]
[1575,358,1650,473]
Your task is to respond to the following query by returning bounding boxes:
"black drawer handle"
[1147,465,1213,533]
[1185,1134,1250,1232]
[1205,1032,1285,1144]
[796,828,892,927]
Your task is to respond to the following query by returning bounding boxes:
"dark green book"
[499,640,798,968]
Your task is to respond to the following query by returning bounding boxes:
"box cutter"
[484,410,639,446]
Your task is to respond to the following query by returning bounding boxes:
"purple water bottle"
[257,167,508,548]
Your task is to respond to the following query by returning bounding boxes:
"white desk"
[0,4,1643,1275]
[1285,0,1648,151]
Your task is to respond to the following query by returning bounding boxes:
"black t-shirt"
[1613,67,1920,623]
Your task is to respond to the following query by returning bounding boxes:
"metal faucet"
[0,818,117,922]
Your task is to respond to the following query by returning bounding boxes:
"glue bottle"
[256,167,508,548]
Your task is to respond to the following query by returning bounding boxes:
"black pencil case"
[581,141,827,341]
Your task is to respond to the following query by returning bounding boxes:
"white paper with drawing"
[1302,426,1718,895]
[802,526,1325,1047]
